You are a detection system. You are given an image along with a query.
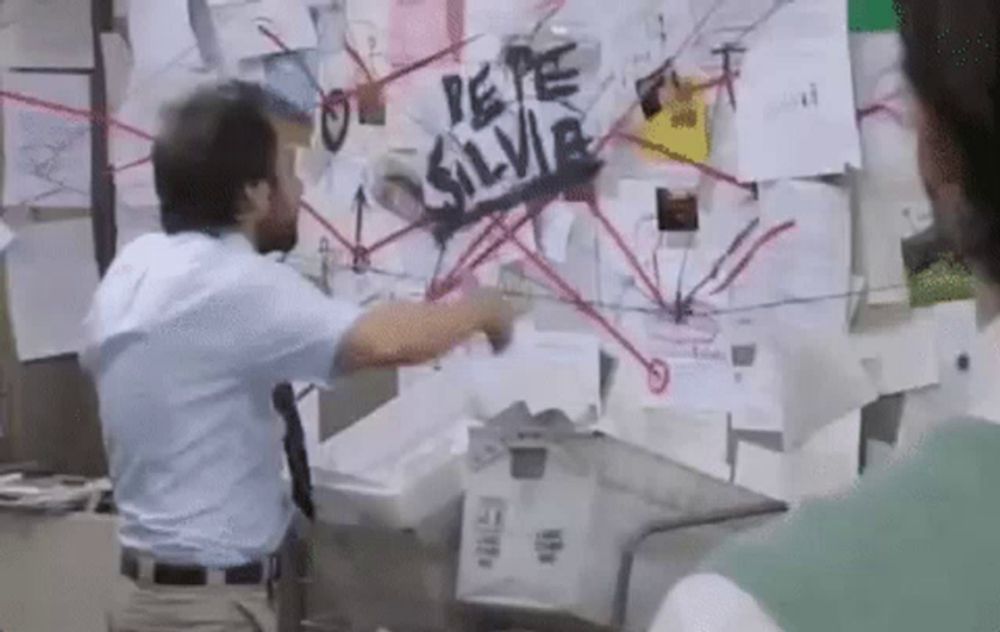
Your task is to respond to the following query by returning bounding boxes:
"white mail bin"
[456,422,669,626]
[312,370,477,532]
[456,407,772,627]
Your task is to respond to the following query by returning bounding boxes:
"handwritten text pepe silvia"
[425,42,603,239]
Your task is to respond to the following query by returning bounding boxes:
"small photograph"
[357,85,387,126]
[656,189,699,232]
[636,70,667,119]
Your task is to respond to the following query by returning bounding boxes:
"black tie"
[272,382,315,521]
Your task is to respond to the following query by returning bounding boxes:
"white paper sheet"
[730,338,784,431]
[654,247,733,311]
[679,0,782,70]
[599,181,662,279]
[595,408,732,482]
[313,0,347,55]
[189,0,225,71]
[605,301,736,415]
[211,0,317,64]
[851,305,940,396]
[734,410,861,504]
[537,202,578,264]
[314,369,474,487]
[338,0,393,87]
[0,0,93,69]
[736,0,861,181]
[640,346,737,414]
[5,218,100,361]
[468,324,602,422]
[2,72,92,208]
[896,300,981,451]
[737,179,853,330]
[127,0,201,73]
[731,326,877,448]
[850,33,929,233]
[599,0,691,112]
[771,328,877,448]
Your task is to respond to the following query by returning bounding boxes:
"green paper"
[849,0,898,31]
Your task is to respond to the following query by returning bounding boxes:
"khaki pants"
[107,578,277,632]
[106,518,308,632]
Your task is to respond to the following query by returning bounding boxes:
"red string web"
[14,21,917,397]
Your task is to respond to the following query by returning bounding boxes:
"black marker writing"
[426,41,601,239]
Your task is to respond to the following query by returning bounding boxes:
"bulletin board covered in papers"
[0,0,974,500]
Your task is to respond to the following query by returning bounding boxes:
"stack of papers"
[311,370,475,528]
[0,474,111,513]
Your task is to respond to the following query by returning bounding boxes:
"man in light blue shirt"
[81,81,517,631]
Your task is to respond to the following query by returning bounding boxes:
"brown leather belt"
[120,550,280,586]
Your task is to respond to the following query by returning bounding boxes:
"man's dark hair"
[897,0,999,281]
[153,81,278,234]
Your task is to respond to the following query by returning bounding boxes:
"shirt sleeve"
[231,261,364,387]
[648,574,785,632]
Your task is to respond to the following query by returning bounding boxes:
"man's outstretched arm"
[334,290,517,373]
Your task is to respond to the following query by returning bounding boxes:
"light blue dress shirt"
[81,231,361,567]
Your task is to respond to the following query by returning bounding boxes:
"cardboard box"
[458,427,600,616]
[456,406,771,625]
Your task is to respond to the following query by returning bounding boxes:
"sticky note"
[638,80,710,164]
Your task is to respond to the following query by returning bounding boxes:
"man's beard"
[255,215,298,254]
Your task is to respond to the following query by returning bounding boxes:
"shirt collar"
[218,230,255,254]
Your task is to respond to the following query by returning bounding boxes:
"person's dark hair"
[152,80,278,235]
[897,0,999,280]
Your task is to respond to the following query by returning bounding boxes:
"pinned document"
[735,410,861,504]
[211,0,317,64]
[6,218,100,362]
[0,0,94,69]
[468,325,602,422]
[2,72,92,209]
[852,306,940,396]
[736,0,862,181]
